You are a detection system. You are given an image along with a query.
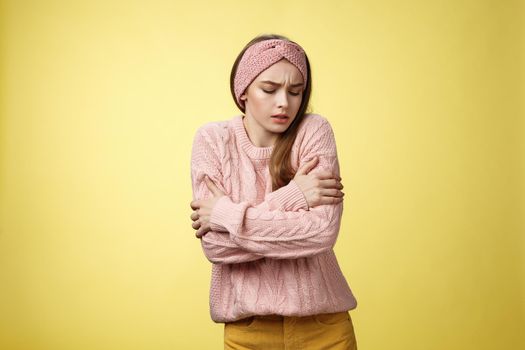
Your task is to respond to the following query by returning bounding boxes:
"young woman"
[190,34,358,350]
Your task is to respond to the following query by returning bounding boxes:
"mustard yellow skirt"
[224,311,357,350]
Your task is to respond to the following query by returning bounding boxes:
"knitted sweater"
[190,113,357,323]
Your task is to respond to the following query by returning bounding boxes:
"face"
[240,58,304,140]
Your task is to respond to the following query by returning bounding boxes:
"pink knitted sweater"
[190,113,357,323]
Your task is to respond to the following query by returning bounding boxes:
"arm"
[208,118,344,260]
[191,126,309,264]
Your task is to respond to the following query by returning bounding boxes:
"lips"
[271,114,288,119]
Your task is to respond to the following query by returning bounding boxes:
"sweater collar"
[233,115,273,159]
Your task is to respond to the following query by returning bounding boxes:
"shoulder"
[301,113,329,124]
[297,113,333,135]
[193,117,234,146]
[294,113,338,157]
[296,113,336,142]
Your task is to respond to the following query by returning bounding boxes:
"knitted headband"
[234,39,308,108]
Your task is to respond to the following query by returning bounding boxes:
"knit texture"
[234,39,308,108]
[190,113,357,323]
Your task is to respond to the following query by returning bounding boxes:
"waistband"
[252,311,347,321]
[255,314,286,321]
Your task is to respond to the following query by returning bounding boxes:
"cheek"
[251,92,271,110]
[293,96,303,108]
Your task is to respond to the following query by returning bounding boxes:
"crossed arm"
[190,120,343,264]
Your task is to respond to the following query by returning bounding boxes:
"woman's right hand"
[293,156,345,208]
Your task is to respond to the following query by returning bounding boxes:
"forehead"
[254,59,303,84]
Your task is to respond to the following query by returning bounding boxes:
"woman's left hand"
[190,176,226,238]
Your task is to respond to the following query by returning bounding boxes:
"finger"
[190,211,199,221]
[195,227,204,238]
[296,156,318,175]
[192,219,201,230]
[320,188,344,197]
[196,225,210,239]
[319,196,344,205]
[190,200,200,210]
[314,171,342,181]
[205,176,224,196]
[318,179,343,189]
[312,170,338,180]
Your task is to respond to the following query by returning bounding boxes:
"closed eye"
[262,89,301,96]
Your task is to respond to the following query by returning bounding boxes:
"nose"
[276,89,289,109]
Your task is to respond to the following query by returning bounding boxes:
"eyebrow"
[259,80,304,88]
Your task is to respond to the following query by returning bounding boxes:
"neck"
[242,115,277,147]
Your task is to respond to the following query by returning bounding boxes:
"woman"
[190,33,358,350]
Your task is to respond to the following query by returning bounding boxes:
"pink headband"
[234,39,308,108]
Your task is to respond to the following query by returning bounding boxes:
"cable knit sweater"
[190,113,357,323]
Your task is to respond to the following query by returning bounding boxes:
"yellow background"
[1,0,523,349]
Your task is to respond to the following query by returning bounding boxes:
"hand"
[293,156,345,208]
[190,176,225,239]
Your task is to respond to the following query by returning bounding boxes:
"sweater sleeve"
[208,118,344,260]
[191,126,309,264]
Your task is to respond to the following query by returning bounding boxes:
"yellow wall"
[0,0,523,349]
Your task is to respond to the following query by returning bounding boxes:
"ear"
[240,94,247,101]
